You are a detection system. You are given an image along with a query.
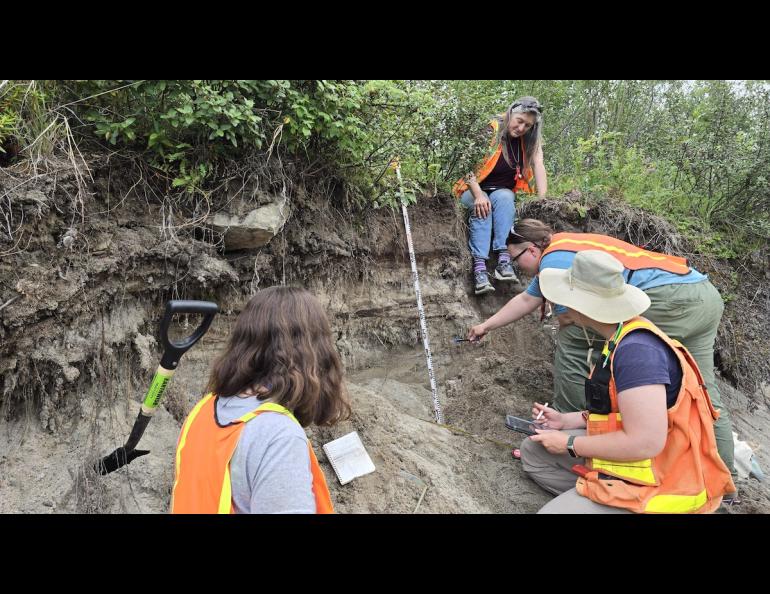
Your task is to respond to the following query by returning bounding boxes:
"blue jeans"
[460,189,515,260]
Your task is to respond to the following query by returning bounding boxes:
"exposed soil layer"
[1,161,768,514]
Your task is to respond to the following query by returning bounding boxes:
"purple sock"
[497,251,511,265]
[473,258,486,273]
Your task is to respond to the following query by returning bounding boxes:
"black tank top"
[481,138,522,191]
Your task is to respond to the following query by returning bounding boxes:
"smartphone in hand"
[505,415,544,436]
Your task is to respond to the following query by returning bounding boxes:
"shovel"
[95,300,219,475]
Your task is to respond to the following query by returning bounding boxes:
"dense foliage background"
[2,80,768,255]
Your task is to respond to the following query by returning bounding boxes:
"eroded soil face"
[1,162,768,514]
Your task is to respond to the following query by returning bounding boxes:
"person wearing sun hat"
[519,250,735,513]
[468,218,736,480]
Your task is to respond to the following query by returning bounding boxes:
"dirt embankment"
[1,160,768,514]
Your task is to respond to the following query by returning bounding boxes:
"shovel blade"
[94,446,150,475]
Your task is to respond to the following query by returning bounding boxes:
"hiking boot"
[474,270,495,295]
[494,260,519,282]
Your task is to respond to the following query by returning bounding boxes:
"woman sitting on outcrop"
[520,250,735,513]
[468,218,736,480]
[453,97,548,295]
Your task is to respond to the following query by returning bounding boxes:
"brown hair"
[507,218,554,249]
[206,286,351,427]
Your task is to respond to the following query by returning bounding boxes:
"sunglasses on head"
[507,231,532,262]
[508,231,529,244]
[511,100,543,114]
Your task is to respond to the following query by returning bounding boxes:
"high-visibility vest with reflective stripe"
[171,394,333,514]
[542,232,690,275]
[576,317,735,514]
[453,116,535,198]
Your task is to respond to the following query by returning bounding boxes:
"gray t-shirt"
[216,395,316,514]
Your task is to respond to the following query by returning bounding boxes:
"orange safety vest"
[170,394,333,514]
[542,232,690,275]
[453,116,535,198]
[577,317,735,513]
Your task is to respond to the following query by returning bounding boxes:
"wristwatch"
[567,435,579,458]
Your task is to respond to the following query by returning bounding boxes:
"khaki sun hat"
[539,250,651,324]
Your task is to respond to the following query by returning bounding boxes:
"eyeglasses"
[511,245,530,263]
[511,100,543,114]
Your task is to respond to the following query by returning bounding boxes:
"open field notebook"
[322,431,376,485]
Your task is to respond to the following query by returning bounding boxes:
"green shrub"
[61,80,387,192]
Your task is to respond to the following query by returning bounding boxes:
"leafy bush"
[3,79,768,260]
[57,80,385,192]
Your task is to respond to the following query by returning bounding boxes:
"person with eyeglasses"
[452,97,548,295]
[467,218,738,488]
[519,250,735,513]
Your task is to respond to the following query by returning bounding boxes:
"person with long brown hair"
[171,286,351,514]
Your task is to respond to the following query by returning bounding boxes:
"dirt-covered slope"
[1,159,768,514]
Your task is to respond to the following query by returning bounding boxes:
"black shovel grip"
[159,300,219,369]
[95,299,218,476]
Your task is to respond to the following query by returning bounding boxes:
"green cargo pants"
[551,279,735,475]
